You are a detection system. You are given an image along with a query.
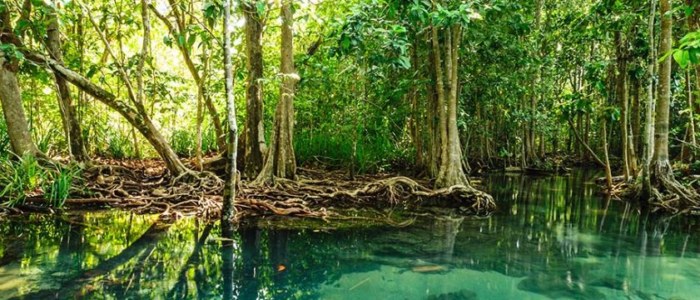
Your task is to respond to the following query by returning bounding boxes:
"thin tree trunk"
[148,4,226,150]
[410,35,423,170]
[45,1,89,162]
[426,31,440,177]
[631,77,641,170]
[222,0,237,221]
[680,70,697,162]
[615,31,630,180]
[603,119,613,191]
[641,0,657,199]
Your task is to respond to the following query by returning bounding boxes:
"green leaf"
[673,49,690,69]
[177,34,186,47]
[397,56,411,69]
[690,48,700,65]
[256,1,266,15]
[340,36,351,51]
[163,35,173,47]
[187,34,197,49]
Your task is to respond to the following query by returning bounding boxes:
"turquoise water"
[1,171,700,299]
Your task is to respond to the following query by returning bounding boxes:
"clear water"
[1,171,700,299]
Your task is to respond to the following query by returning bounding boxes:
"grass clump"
[0,154,81,208]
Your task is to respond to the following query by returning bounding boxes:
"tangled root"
[634,161,700,214]
[244,176,496,216]
[12,162,496,221]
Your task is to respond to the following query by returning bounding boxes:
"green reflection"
[1,171,699,300]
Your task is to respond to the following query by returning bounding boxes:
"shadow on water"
[1,170,700,299]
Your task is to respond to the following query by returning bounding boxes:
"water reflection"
[1,171,699,299]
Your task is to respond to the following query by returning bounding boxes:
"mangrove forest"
[2,0,700,299]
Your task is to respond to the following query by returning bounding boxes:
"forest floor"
[0,158,496,223]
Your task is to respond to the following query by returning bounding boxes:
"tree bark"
[603,119,613,191]
[0,58,41,157]
[631,77,641,167]
[255,0,297,183]
[242,1,267,179]
[641,0,657,199]
[410,41,424,170]
[426,30,440,177]
[434,23,470,188]
[222,0,237,221]
[615,31,631,180]
[680,70,697,162]
[653,0,672,168]
[45,1,89,162]
[0,10,41,157]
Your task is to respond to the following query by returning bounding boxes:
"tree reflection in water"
[1,171,700,299]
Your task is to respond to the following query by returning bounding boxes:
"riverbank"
[0,158,495,221]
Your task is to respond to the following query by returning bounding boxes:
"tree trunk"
[680,70,697,162]
[603,119,613,191]
[243,2,266,179]
[0,10,41,157]
[647,0,699,206]
[254,0,297,183]
[148,3,225,150]
[435,24,470,188]
[653,0,672,169]
[46,1,88,162]
[0,58,41,157]
[615,31,630,180]
[426,31,440,177]
[641,0,657,199]
[410,34,424,171]
[631,77,641,168]
[26,51,190,176]
[222,0,237,221]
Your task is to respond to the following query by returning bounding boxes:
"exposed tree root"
[241,176,496,216]
[5,161,496,221]
[645,169,700,214]
[620,162,700,214]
